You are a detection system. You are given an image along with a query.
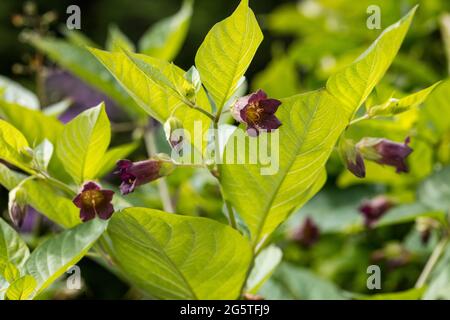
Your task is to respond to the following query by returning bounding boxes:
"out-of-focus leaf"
[106,25,136,52]
[139,0,193,61]
[252,54,300,99]
[61,28,99,48]
[43,98,72,118]
[25,219,107,297]
[0,162,27,190]
[441,14,450,74]
[353,287,425,300]
[107,208,252,300]
[418,166,450,212]
[423,244,450,300]
[259,262,347,300]
[27,35,145,119]
[56,103,111,184]
[0,218,30,268]
[0,75,39,110]
[195,0,263,109]
[5,275,37,300]
[245,245,282,294]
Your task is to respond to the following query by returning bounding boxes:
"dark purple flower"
[340,138,366,178]
[72,182,115,222]
[359,196,393,228]
[115,155,175,195]
[231,89,282,137]
[357,137,413,173]
[292,217,320,248]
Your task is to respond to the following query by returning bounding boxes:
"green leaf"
[0,99,64,145]
[367,81,441,117]
[195,0,263,109]
[221,90,347,246]
[33,139,54,171]
[259,262,346,300]
[139,0,193,61]
[418,166,450,212]
[97,142,139,178]
[27,35,145,119]
[245,245,282,294]
[326,6,416,118]
[1,262,20,283]
[90,49,212,155]
[43,98,72,118]
[0,163,79,228]
[441,14,450,74]
[0,218,30,268]
[25,219,107,296]
[0,119,33,173]
[107,208,253,299]
[423,244,450,300]
[0,75,39,110]
[56,103,111,184]
[5,275,37,300]
[106,25,136,52]
[353,287,425,300]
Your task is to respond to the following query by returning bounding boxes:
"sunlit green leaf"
[0,218,29,269]
[0,119,33,174]
[245,245,282,294]
[56,103,111,184]
[0,75,39,110]
[107,208,252,299]
[106,24,136,52]
[195,0,263,109]
[5,275,37,300]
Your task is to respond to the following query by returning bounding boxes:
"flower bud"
[164,117,184,150]
[116,154,176,195]
[357,137,413,173]
[339,138,365,178]
[8,186,28,227]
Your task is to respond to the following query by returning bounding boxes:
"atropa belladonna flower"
[358,196,393,228]
[73,182,115,222]
[292,216,320,248]
[231,89,282,137]
[357,137,413,173]
[115,154,176,195]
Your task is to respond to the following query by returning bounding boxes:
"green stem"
[415,235,449,288]
[225,200,237,230]
[39,172,77,197]
[348,114,370,126]
[192,104,215,121]
[143,125,175,213]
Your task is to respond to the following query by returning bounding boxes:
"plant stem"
[143,125,175,213]
[348,114,370,126]
[225,200,237,230]
[415,235,449,288]
[39,172,77,197]
[192,104,215,121]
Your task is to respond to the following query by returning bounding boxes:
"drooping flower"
[339,138,366,178]
[292,217,320,248]
[357,137,413,173]
[115,154,176,195]
[231,89,282,136]
[72,182,115,222]
[359,196,393,227]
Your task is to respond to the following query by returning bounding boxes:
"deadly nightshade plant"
[359,196,394,228]
[1,0,447,302]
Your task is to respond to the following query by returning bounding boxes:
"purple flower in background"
[357,137,413,173]
[115,156,175,195]
[359,196,393,227]
[73,182,115,222]
[292,217,320,248]
[231,89,282,136]
[44,68,125,123]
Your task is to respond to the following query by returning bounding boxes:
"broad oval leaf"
[221,90,346,246]
[107,208,253,300]
[56,103,111,184]
[0,218,30,268]
[195,0,263,109]
[25,218,107,297]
